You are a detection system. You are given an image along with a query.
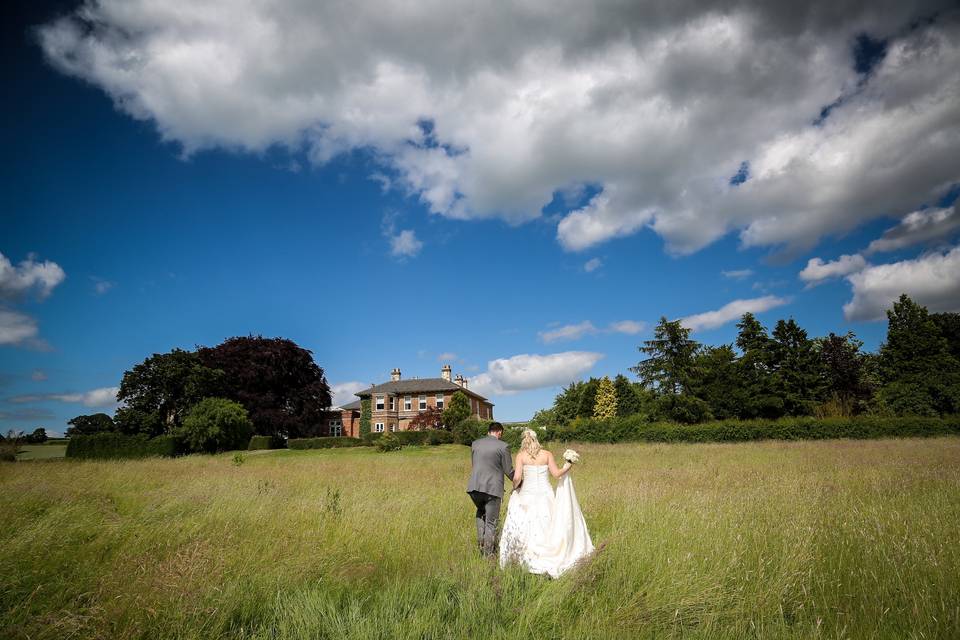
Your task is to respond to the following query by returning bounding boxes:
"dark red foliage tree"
[408,406,444,431]
[198,336,332,439]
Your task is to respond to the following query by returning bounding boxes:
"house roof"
[339,399,362,411]
[355,377,491,403]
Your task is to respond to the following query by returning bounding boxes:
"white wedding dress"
[498,464,594,577]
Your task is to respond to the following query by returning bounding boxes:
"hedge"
[247,435,286,450]
[542,415,960,444]
[288,437,365,449]
[65,433,182,459]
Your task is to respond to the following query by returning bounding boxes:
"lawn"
[2,438,959,639]
[14,444,67,461]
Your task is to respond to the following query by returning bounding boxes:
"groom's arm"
[500,445,514,481]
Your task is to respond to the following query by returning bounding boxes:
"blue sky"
[2,1,959,434]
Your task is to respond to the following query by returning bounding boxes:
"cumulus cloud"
[11,386,120,408]
[865,205,960,254]
[539,321,598,343]
[681,295,790,331]
[469,351,604,396]
[0,309,41,347]
[799,253,867,285]
[609,320,646,335]
[329,381,367,407]
[37,1,960,256]
[0,251,65,301]
[722,269,754,280]
[843,246,960,321]
[381,211,423,258]
[583,258,602,273]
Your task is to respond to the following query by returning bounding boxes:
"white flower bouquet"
[563,449,581,464]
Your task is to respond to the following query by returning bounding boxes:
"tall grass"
[2,438,959,639]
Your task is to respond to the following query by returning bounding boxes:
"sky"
[2,0,959,435]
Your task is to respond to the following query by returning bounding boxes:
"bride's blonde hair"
[520,428,542,460]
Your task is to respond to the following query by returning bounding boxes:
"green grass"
[14,444,67,461]
[2,438,960,639]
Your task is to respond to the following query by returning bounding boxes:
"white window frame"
[329,420,342,437]
[375,422,384,433]
[404,395,412,411]
[389,396,395,411]
[436,393,444,409]
[375,395,385,411]
[419,395,427,410]
[389,423,397,432]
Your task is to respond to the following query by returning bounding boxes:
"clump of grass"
[2,438,960,639]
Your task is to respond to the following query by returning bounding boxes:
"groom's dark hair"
[487,422,504,434]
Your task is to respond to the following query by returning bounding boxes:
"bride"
[499,429,594,577]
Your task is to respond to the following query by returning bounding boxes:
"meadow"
[2,438,960,639]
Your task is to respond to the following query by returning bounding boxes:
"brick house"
[330,365,494,437]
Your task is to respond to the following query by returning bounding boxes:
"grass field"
[14,444,67,461]
[2,438,960,639]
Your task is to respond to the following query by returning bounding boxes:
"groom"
[467,422,514,557]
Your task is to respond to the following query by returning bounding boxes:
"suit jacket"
[466,435,515,498]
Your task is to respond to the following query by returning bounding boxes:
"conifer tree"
[576,378,601,418]
[593,376,618,418]
[631,317,700,395]
[734,313,783,418]
[770,318,824,416]
[613,374,643,416]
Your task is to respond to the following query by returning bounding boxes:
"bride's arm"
[512,452,524,487]
[547,451,572,479]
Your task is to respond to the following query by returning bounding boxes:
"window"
[389,396,395,411]
[328,420,342,437]
[389,423,397,432]
[419,395,427,410]
[404,395,412,411]
[375,395,384,411]
[436,393,444,409]
[375,422,384,433]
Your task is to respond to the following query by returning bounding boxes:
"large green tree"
[575,378,601,418]
[198,336,331,439]
[734,313,783,419]
[691,344,747,420]
[770,318,824,416]
[877,295,960,415]
[817,332,872,415]
[553,381,585,424]
[65,412,116,437]
[613,374,644,417]
[175,397,254,453]
[442,390,471,429]
[118,349,224,431]
[631,317,700,395]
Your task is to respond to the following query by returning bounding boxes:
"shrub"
[247,435,286,450]
[654,394,713,424]
[288,437,365,449]
[65,433,181,459]
[375,431,402,452]
[425,429,454,445]
[452,417,489,445]
[543,415,960,444]
[175,398,254,453]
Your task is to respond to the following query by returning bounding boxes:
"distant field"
[14,443,67,461]
[2,438,959,639]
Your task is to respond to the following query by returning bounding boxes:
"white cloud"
[436,352,457,362]
[389,230,423,258]
[681,295,790,331]
[0,309,40,347]
[91,277,116,295]
[722,269,754,280]
[799,253,867,285]
[329,381,366,407]
[583,258,602,273]
[31,369,48,382]
[609,320,646,335]
[37,2,960,257]
[11,386,120,408]
[865,205,960,254]
[469,351,604,396]
[539,321,598,343]
[843,246,960,321]
[0,252,65,301]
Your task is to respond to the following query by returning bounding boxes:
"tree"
[593,376,618,418]
[198,336,331,439]
[25,428,48,444]
[575,378,601,418]
[613,374,643,417]
[931,312,960,362]
[877,295,960,415]
[442,391,471,429]
[690,344,748,420]
[359,398,372,437]
[553,381,585,424]
[66,413,116,437]
[118,349,223,430]
[408,406,444,430]
[817,332,871,415]
[770,318,824,416]
[734,313,783,419]
[631,317,700,395]
[175,397,254,453]
[113,407,165,437]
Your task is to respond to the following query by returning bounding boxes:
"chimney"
[454,374,468,389]
[391,368,402,382]
[441,364,452,382]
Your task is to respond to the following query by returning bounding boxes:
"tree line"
[532,295,960,426]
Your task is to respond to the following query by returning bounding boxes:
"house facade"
[331,365,493,437]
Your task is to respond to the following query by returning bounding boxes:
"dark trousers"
[469,491,501,556]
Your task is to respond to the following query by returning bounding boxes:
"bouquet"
[563,449,581,464]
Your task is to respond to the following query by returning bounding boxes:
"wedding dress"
[498,464,594,577]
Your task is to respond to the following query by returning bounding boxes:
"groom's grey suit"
[467,435,514,556]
